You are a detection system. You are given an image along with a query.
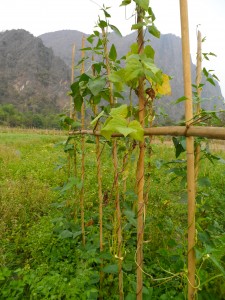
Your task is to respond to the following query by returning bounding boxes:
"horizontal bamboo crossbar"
[70,126,225,140]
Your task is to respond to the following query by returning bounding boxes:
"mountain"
[40,30,224,122]
[0,29,223,124]
[0,29,70,115]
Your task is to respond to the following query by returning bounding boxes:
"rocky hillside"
[0,29,70,114]
[0,29,223,123]
[40,30,224,121]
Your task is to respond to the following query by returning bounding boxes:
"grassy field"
[0,129,224,299]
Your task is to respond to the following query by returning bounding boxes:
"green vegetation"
[0,104,61,129]
[0,131,224,299]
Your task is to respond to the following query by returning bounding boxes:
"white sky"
[0,0,224,97]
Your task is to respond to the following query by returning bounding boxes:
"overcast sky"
[1,0,224,97]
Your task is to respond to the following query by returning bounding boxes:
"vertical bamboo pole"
[70,44,79,220]
[195,31,202,183]
[136,6,145,300]
[68,45,76,186]
[80,36,86,245]
[92,55,104,296]
[179,1,196,299]
[92,58,104,253]
[101,27,123,299]
[70,44,76,119]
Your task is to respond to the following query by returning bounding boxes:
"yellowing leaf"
[157,74,171,96]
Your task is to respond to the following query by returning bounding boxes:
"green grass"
[0,131,224,299]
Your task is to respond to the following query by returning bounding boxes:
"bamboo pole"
[195,31,202,184]
[80,36,86,246]
[92,55,104,296]
[70,44,79,220]
[179,1,196,298]
[136,6,145,300]
[70,44,76,119]
[92,59,104,253]
[144,97,154,206]
[70,126,225,140]
[101,26,123,299]
[93,104,104,297]
[68,45,76,191]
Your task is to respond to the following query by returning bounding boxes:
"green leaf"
[123,261,133,272]
[98,20,107,29]
[61,177,82,193]
[209,255,225,276]
[92,63,102,74]
[124,210,137,227]
[101,117,128,140]
[87,34,94,44]
[203,67,209,77]
[125,293,136,300]
[131,22,145,30]
[120,0,131,6]
[148,24,160,38]
[109,24,122,36]
[73,231,82,239]
[212,74,219,81]
[90,110,105,126]
[59,230,73,239]
[114,92,124,100]
[102,264,119,274]
[206,77,216,86]
[116,126,135,137]
[79,73,91,83]
[208,52,217,57]
[87,77,106,96]
[172,137,186,158]
[198,177,211,187]
[174,96,187,104]
[92,94,102,104]
[141,57,160,74]
[128,120,144,141]
[101,8,111,18]
[144,45,155,59]
[125,54,143,82]
[129,43,139,55]
[70,82,83,111]
[80,47,92,51]
[148,7,155,21]
[110,104,128,118]
[109,44,117,61]
[94,30,100,37]
[135,0,149,10]
[109,69,125,83]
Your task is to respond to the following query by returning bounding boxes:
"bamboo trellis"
[68,1,225,299]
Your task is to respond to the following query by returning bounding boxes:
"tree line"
[0,103,61,129]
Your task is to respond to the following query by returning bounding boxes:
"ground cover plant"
[0,130,224,299]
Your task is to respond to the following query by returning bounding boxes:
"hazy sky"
[1,0,224,97]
